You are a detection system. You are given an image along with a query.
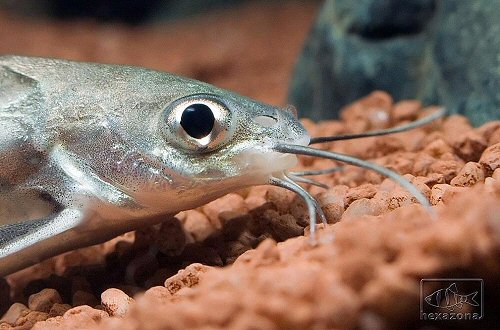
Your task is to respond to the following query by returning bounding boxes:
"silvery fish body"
[0,56,308,276]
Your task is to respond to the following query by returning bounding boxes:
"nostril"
[284,105,298,118]
[254,115,278,127]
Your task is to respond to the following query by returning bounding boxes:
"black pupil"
[180,103,215,139]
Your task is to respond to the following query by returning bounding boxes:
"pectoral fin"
[0,209,84,276]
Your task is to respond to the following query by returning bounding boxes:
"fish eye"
[162,95,234,153]
[180,103,215,139]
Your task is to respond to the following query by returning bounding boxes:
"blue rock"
[290,0,500,126]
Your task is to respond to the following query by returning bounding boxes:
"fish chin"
[233,133,308,183]
[235,151,298,179]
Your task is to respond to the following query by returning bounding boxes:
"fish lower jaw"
[239,152,298,173]
[232,153,299,188]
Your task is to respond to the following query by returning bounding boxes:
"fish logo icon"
[425,283,480,311]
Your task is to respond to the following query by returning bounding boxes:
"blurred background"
[0,0,498,125]
[0,0,321,107]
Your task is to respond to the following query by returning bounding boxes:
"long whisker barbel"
[275,144,434,213]
[289,166,344,177]
[309,107,446,144]
[269,175,327,243]
[282,175,328,223]
[273,143,436,242]
[269,108,446,244]
[285,173,330,189]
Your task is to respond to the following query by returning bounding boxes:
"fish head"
[111,70,310,211]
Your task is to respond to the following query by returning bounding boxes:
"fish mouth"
[294,135,310,147]
[235,150,299,176]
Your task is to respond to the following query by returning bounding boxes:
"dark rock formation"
[290,0,500,126]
